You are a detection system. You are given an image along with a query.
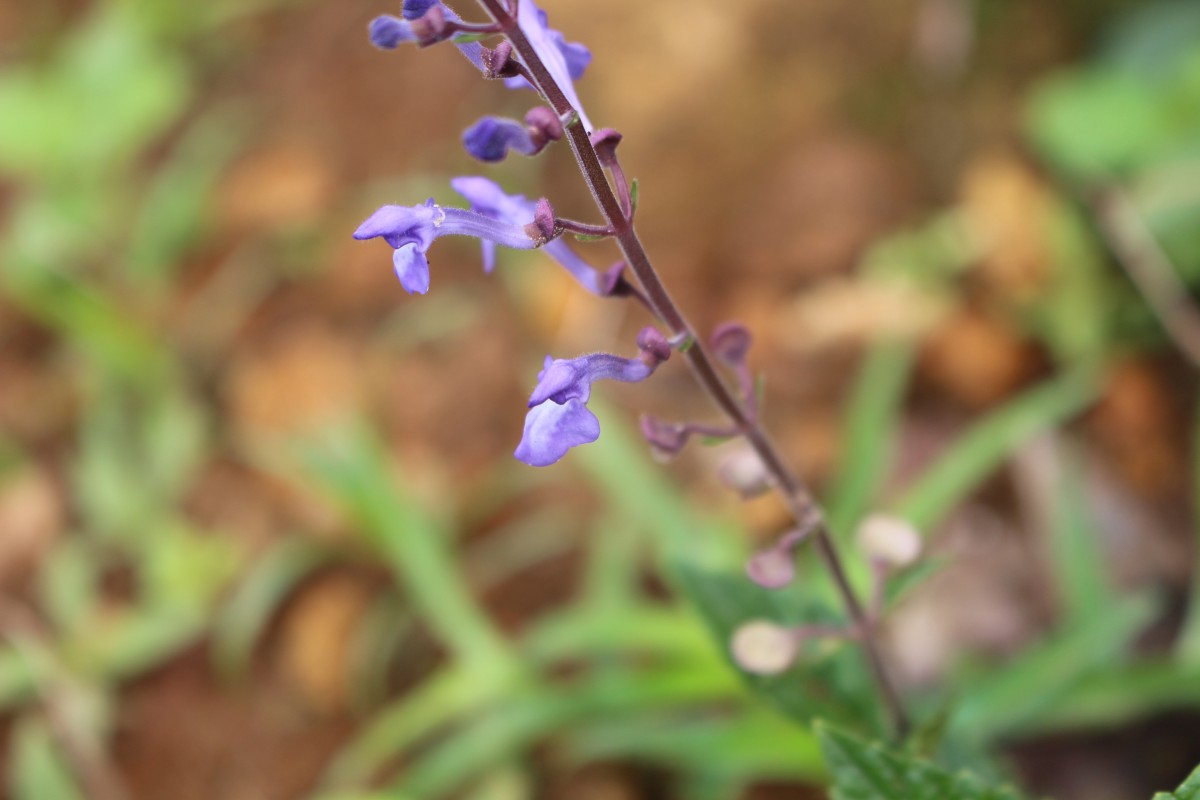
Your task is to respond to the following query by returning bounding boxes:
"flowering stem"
[477,0,910,739]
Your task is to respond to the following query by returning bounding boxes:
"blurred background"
[2,0,1200,798]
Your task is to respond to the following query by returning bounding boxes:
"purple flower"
[502,0,593,130]
[354,198,539,294]
[516,329,670,466]
[451,176,620,294]
[463,117,536,162]
[369,1,485,72]
[402,0,439,17]
[368,15,419,49]
[462,107,563,163]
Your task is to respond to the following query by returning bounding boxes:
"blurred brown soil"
[2,0,1198,798]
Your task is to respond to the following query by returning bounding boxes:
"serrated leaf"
[816,723,1023,800]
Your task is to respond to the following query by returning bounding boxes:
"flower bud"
[856,514,922,569]
[524,106,564,146]
[589,128,623,166]
[746,548,795,589]
[640,415,688,458]
[369,16,413,50]
[716,447,770,498]
[731,621,798,675]
[409,4,448,43]
[636,326,672,365]
[710,322,753,367]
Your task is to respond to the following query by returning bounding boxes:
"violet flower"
[516,328,670,466]
[462,107,563,162]
[502,0,593,131]
[354,198,539,294]
[463,117,537,162]
[369,0,485,72]
[451,176,622,294]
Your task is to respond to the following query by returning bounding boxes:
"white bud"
[855,513,922,569]
[717,447,771,498]
[746,547,796,589]
[730,620,798,675]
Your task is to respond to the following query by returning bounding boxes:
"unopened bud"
[640,415,688,458]
[589,128,623,166]
[637,326,671,365]
[710,322,752,366]
[524,106,564,145]
[746,548,795,589]
[731,621,798,675]
[409,4,448,43]
[856,514,922,569]
[717,447,770,498]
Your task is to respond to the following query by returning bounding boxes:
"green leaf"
[391,665,741,798]
[1154,762,1200,799]
[569,709,824,783]
[125,110,243,282]
[1178,396,1200,664]
[629,178,640,215]
[8,715,85,800]
[673,561,883,735]
[816,722,1022,800]
[1013,659,1200,733]
[1045,446,1109,621]
[892,366,1099,532]
[1026,69,1174,180]
[299,424,509,666]
[211,538,333,679]
[947,593,1158,741]
[37,541,99,636]
[826,340,916,539]
[320,665,520,790]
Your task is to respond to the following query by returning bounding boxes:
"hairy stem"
[478,0,910,739]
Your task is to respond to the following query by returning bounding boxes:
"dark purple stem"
[556,218,615,238]
[477,0,909,739]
